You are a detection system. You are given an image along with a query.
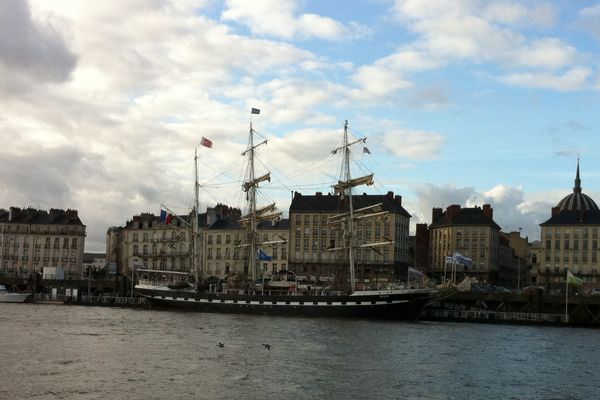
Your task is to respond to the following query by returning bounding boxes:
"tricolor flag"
[566,270,583,286]
[200,136,213,148]
[251,108,260,114]
[160,210,173,224]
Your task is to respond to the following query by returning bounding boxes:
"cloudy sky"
[2,0,600,252]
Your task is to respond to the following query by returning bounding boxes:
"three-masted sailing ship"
[135,114,433,318]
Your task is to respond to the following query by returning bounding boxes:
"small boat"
[0,285,30,303]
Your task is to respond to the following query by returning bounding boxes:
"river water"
[1,303,599,400]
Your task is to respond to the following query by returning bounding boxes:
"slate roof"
[540,210,600,226]
[0,207,84,225]
[429,207,501,230]
[289,192,411,217]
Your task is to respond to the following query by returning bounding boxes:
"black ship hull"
[136,287,432,319]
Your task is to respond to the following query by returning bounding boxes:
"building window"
[133,245,138,255]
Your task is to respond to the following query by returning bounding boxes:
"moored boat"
[0,285,30,303]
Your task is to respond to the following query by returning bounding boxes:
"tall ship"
[135,113,433,318]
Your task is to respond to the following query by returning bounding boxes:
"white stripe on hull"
[147,295,410,307]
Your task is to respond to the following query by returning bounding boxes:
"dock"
[424,290,600,327]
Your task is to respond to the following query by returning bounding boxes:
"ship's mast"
[193,147,201,284]
[330,121,375,293]
[248,122,258,283]
[240,111,280,285]
[343,121,357,292]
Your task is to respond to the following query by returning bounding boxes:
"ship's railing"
[80,296,147,305]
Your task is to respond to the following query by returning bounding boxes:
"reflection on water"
[1,303,599,400]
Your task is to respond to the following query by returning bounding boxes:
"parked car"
[590,288,600,296]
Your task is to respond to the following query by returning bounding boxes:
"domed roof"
[556,160,599,212]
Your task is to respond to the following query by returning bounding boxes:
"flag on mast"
[251,108,260,114]
[160,210,173,224]
[566,270,583,286]
[200,136,213,148]
[257,249,272,261]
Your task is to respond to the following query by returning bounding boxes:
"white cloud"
[221,0,366,40]
[350,49,443,100]
[0,0,330,251]
[391,0,578,72]
[410,183,476,225]
[380,129,446,160]
[501,67,592,91]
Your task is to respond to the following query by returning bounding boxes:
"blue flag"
[257,249,272,261]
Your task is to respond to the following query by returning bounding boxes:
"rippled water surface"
[1,303,599,399]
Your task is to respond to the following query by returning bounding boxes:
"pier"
[424,290,600,326]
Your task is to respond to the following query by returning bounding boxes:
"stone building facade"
[535,162,600,293]
[203,219,289,279]
[288,191,411,285]
[0,207,86,281]
[429,204,501,284]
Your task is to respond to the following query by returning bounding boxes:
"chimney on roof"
[387,191,394,198]
[293,191,301,200]
[49,208,61,221]
[394,195,402,205]
[447,204,461,221]
[316,192,322,197]
[482,204,493,220]
[66,209,78,220]
[9,207,23,221]
[432,208,443,223]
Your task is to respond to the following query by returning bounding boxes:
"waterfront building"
[0,207,86,281]
[107,203,288,282]
[535,161,600,293]
[81,252,107,278]
[499,231,529,289]
[204,219,289,279]
[429,204,501,284]
[288,191,411,286]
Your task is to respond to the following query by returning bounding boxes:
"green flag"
[567,270,583,286]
